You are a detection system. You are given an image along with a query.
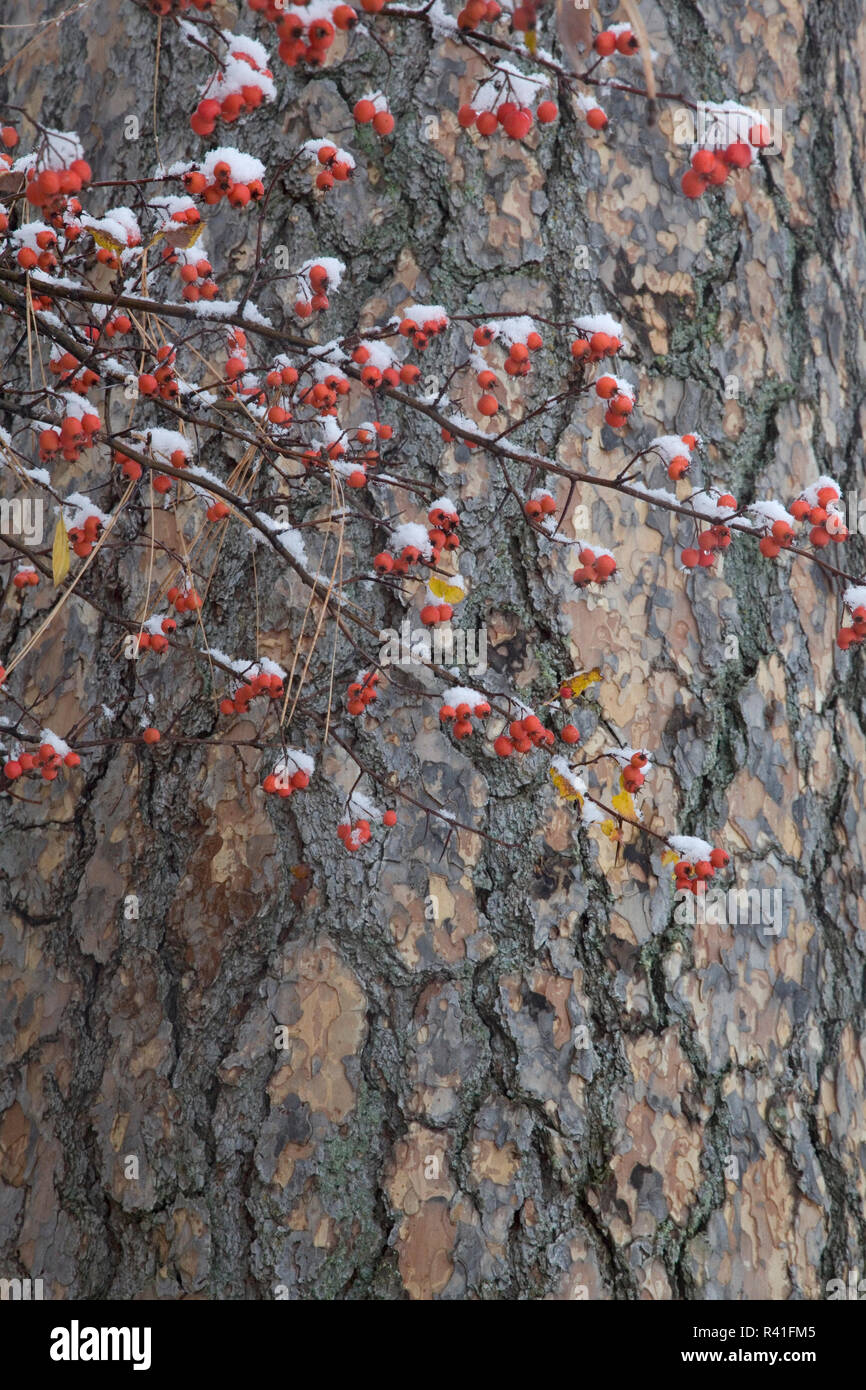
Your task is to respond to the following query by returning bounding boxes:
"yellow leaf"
[661,850,678,867]
[149,220,205,252]
[601,818,616,837]
[89,226,125,253]
[427,575,466,605]
[524,30,537,55]
[611,788,636,821]
[549,766,583,804]
[52,517,70,586]
[568,667,602,698]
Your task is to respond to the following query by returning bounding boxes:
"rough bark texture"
[2,0,865,1301]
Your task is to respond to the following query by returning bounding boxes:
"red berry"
[681,170,707,199]
[725,141,752,168]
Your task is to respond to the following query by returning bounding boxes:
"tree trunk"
[1,0,864,1301]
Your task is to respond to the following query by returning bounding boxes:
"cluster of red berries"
[298,416,386,486]
[139,345,180,402]
[348,420,390,454]
[309,143,354,191]
[353,96,394,137]
[114,449,143,482]
[837,604,866,652]
[166,584,203,614]
[373,542,428,576]
[15,227,59,275]
[493,327,542,372]
[158,201,201,236]
[48,348,98,394]
[23,158,92,210]
[674,847,730,895]
[594,373,634,428]
[68,513,103,559]
[476,383,499,417]
[573,546,617,587]
[355,353,418,390]
[438,697,491,739]
[472,324,543,418]
[681,125,772,198]
[182,162,264,208]
[297,372,352,415]
[191,49,274,136]
[594,26,638,57]
[492,713,556,758]
[457,0,501,30]
[38,408,101,463]
[3,743,80,782]
[619,751,648,793]
[681,523,733,569]
[757,521,794,559]
[13,567,39,590]
[350,346,399,390]
[427,501,460,558]
[266,361,300,394]
[177,256,218,303]
[275,13,336,67]
[570,328,623,363]
[395,310,449,354]
[220,668,284,716]
[524,490,557,521]
[151,448,187,495]
[666,437,701,481]
[337,817,376,851]
[347,670,379,715]
[419,601,454,626]
[224,327,252,391]
[457,98,557,141]
[789,482,847,549]
[94,314,132,340]
[263,763,309,795]
[135,618,176,654]
[294,262,333,318]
